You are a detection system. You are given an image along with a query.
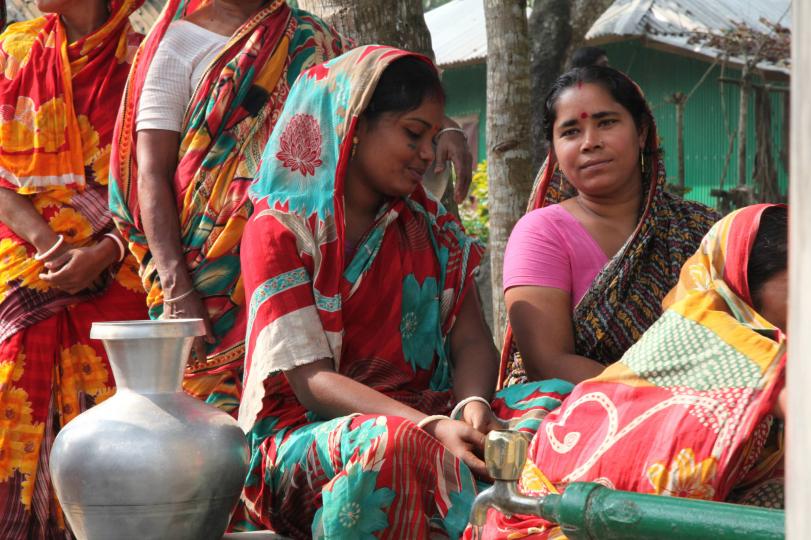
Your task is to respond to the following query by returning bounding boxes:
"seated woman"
[235,46,572,538]
[110,0,472,412]
[0,0,148,536]
[472,204,787,539]
[501,66,719,386]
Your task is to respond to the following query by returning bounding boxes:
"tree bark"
[528,0,572,171]
[484,0,533,345]
[528,0,613,171]
[297,0,433,58]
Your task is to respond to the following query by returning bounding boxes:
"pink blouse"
[503,204,609,308]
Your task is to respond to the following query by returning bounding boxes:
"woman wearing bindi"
[499,65,720,387]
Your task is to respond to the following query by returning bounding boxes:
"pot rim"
[90,319,206,340]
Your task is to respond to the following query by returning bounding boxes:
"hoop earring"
[640,152,645,174]
[351,137,359,159]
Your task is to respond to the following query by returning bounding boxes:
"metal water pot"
[50,319,250,540]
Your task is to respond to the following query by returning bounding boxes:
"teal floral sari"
[234,46,572,539]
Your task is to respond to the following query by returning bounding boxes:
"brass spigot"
[469,430,541,526]
[484,429,530,481]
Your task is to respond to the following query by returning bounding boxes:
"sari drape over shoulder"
[473,204,786,539]
[0,0,145,341]
[109,0,350,408]
[235,46,572,538]
[0,2,148,537]
[500,93,719,387]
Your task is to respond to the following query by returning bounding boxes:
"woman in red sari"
[236,46,573,539]
[0,1,147,537]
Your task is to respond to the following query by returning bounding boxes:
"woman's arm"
[450,287,498,400]
[0,188,61,253]
[136,129,213,360]
[0,188,119,293]
[449,286,504,434]
[506,285,605,384]
[285,358,488,477]
[286,358,427,423]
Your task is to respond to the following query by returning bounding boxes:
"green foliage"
[460,160,490,244]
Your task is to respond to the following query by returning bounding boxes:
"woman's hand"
[162,289,215,367]
[39,240,117,294]
[424,418,489,479]
[434,118,473,204]
[462,401,504,435]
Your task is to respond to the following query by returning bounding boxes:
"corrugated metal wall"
[604,40,788,207]
[441,40,789,209]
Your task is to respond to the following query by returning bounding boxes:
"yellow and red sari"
[0,2,147,537]
[471,204,786,538]
[109,0,350,412]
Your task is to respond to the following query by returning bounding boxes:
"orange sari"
[0,3,147,537]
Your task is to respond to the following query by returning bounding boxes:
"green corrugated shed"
[603,40,788,207]
[439,40,788,209]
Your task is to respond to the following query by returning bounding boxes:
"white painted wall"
[786,0,810,537]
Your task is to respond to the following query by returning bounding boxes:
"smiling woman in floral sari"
[235,46,571,539]
[0,1,148,537]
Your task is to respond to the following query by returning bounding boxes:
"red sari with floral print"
[234,46,573,539]
[0,3,148,537]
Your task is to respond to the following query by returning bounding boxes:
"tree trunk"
[528,0,572,171]
[528,0,613,171]
[297,0,433,58]
[484,0,533,345]
[298,0,459,208]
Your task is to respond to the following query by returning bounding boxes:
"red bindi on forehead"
[580,112,589,119]
[577,80,583,89]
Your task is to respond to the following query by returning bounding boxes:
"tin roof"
[424,0,489,67]
[585,0,791,73]
[6,0,166,34]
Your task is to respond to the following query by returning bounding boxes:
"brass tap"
[469,430,542,526]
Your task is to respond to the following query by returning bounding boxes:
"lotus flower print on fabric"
[276,113,323,176]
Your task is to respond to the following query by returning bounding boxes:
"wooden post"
[787,1,811,538]
[736,71,750,187]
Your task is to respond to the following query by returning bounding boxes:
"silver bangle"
[163,288,195,304]
[103,233,126,262]
[417,414,449,430]
[434,127,465,141]
[34,235,65,261]
[450,396,491,421]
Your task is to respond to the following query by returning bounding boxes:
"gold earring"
[640,152,645,174]
[351,136,359,159]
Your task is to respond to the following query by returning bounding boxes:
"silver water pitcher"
[50,319,249,540]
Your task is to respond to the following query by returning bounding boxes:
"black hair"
[363,57,445,123]
[543,65,652,145]
[570,46,608,69]
[748,205,788,311]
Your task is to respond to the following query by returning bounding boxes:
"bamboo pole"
[786,0,810,537]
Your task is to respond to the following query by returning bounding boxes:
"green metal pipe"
[539,482,785,540]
